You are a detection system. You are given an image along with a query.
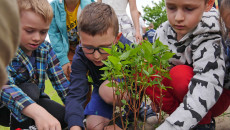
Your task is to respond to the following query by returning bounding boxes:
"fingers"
[62,65,68,76]
[56,123,62,130]
[68,63,72,73]
[36,120,61,130]
[62,63,72,77]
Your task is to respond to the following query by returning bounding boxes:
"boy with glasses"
[65,2,143,130]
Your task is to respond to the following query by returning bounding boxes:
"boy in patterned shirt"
[146,0,230,129]
[0,0,69,129]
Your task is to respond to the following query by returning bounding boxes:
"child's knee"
[170,65,193,80]
[86,115,109,130]
[169,65,194,100]
[99,82,114,105]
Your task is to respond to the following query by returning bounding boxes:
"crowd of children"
[0,0,230,129]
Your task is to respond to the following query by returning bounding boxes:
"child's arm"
[0,67,35,122]
[46,43,69,103]
[65,51,89,129]
[48,2,69,67]
[22,103,61,130]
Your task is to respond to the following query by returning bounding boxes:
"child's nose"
[175,10,184,22]
[93,50,101,59]
[32,32,41,42]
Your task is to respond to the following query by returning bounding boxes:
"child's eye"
[85,47,94,50]
[40,31,48,35]
[166,5,176,10]
[185,7,194,11]
[25,30,34,33]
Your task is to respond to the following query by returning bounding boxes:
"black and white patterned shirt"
[155,8,225,130]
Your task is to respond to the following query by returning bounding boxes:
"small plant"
[100,39,174,130]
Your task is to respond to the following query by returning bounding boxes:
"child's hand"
[62,62,72,79]
[22,103,62,130]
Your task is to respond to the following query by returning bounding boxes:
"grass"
[0,80,62,129]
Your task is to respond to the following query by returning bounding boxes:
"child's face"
[165,0,208,41]
[80,27,119,66]
[222,10,230,38]
[20,10,50,56]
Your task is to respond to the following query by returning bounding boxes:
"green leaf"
[118,41,124,49]
[102,48,112,54]
[121,99,127,105]
[115,90,120,95]
[161,52,175,60]
[87,75,93,83]
[100,66,110,71]
[143,69,150,76]
[106,82,113,87]
[119,50,131,60]
[108,56,120,65]
[121,60,131,65]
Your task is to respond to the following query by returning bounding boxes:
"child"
[0,0,69,129]
[48,0,94,80]
[0,0,20,88]
[65,2,155,130]
[65,3,122,129]
[144,23,155,43]
[145,0,230,129]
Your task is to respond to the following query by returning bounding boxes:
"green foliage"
[100,40,174,129]
[143,0,167,29]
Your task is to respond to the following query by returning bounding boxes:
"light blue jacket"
[48,0,94,66]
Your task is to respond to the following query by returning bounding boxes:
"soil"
[216,106,230,130]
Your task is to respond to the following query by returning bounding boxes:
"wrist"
[22,103,49,121]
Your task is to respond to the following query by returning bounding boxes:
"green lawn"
[0,80,62,129]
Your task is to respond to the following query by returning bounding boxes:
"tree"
[143,0,167,29]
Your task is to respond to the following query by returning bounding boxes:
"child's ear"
[205,0,215,12]
[114,32,122,44]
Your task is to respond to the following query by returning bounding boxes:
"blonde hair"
[17,0,53,23]
[78,2,119,36]
[219,0,230,40]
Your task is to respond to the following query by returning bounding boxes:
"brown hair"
[219,0,230,40]
[17,0,53,24]
[78,2,119,36]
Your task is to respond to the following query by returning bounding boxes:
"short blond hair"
[17,0,53,23]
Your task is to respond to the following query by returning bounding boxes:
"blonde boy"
[0,0,69,129]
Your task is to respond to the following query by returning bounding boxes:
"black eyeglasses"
[79,45,112,54]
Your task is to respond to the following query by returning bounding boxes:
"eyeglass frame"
[79,44,112,54]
